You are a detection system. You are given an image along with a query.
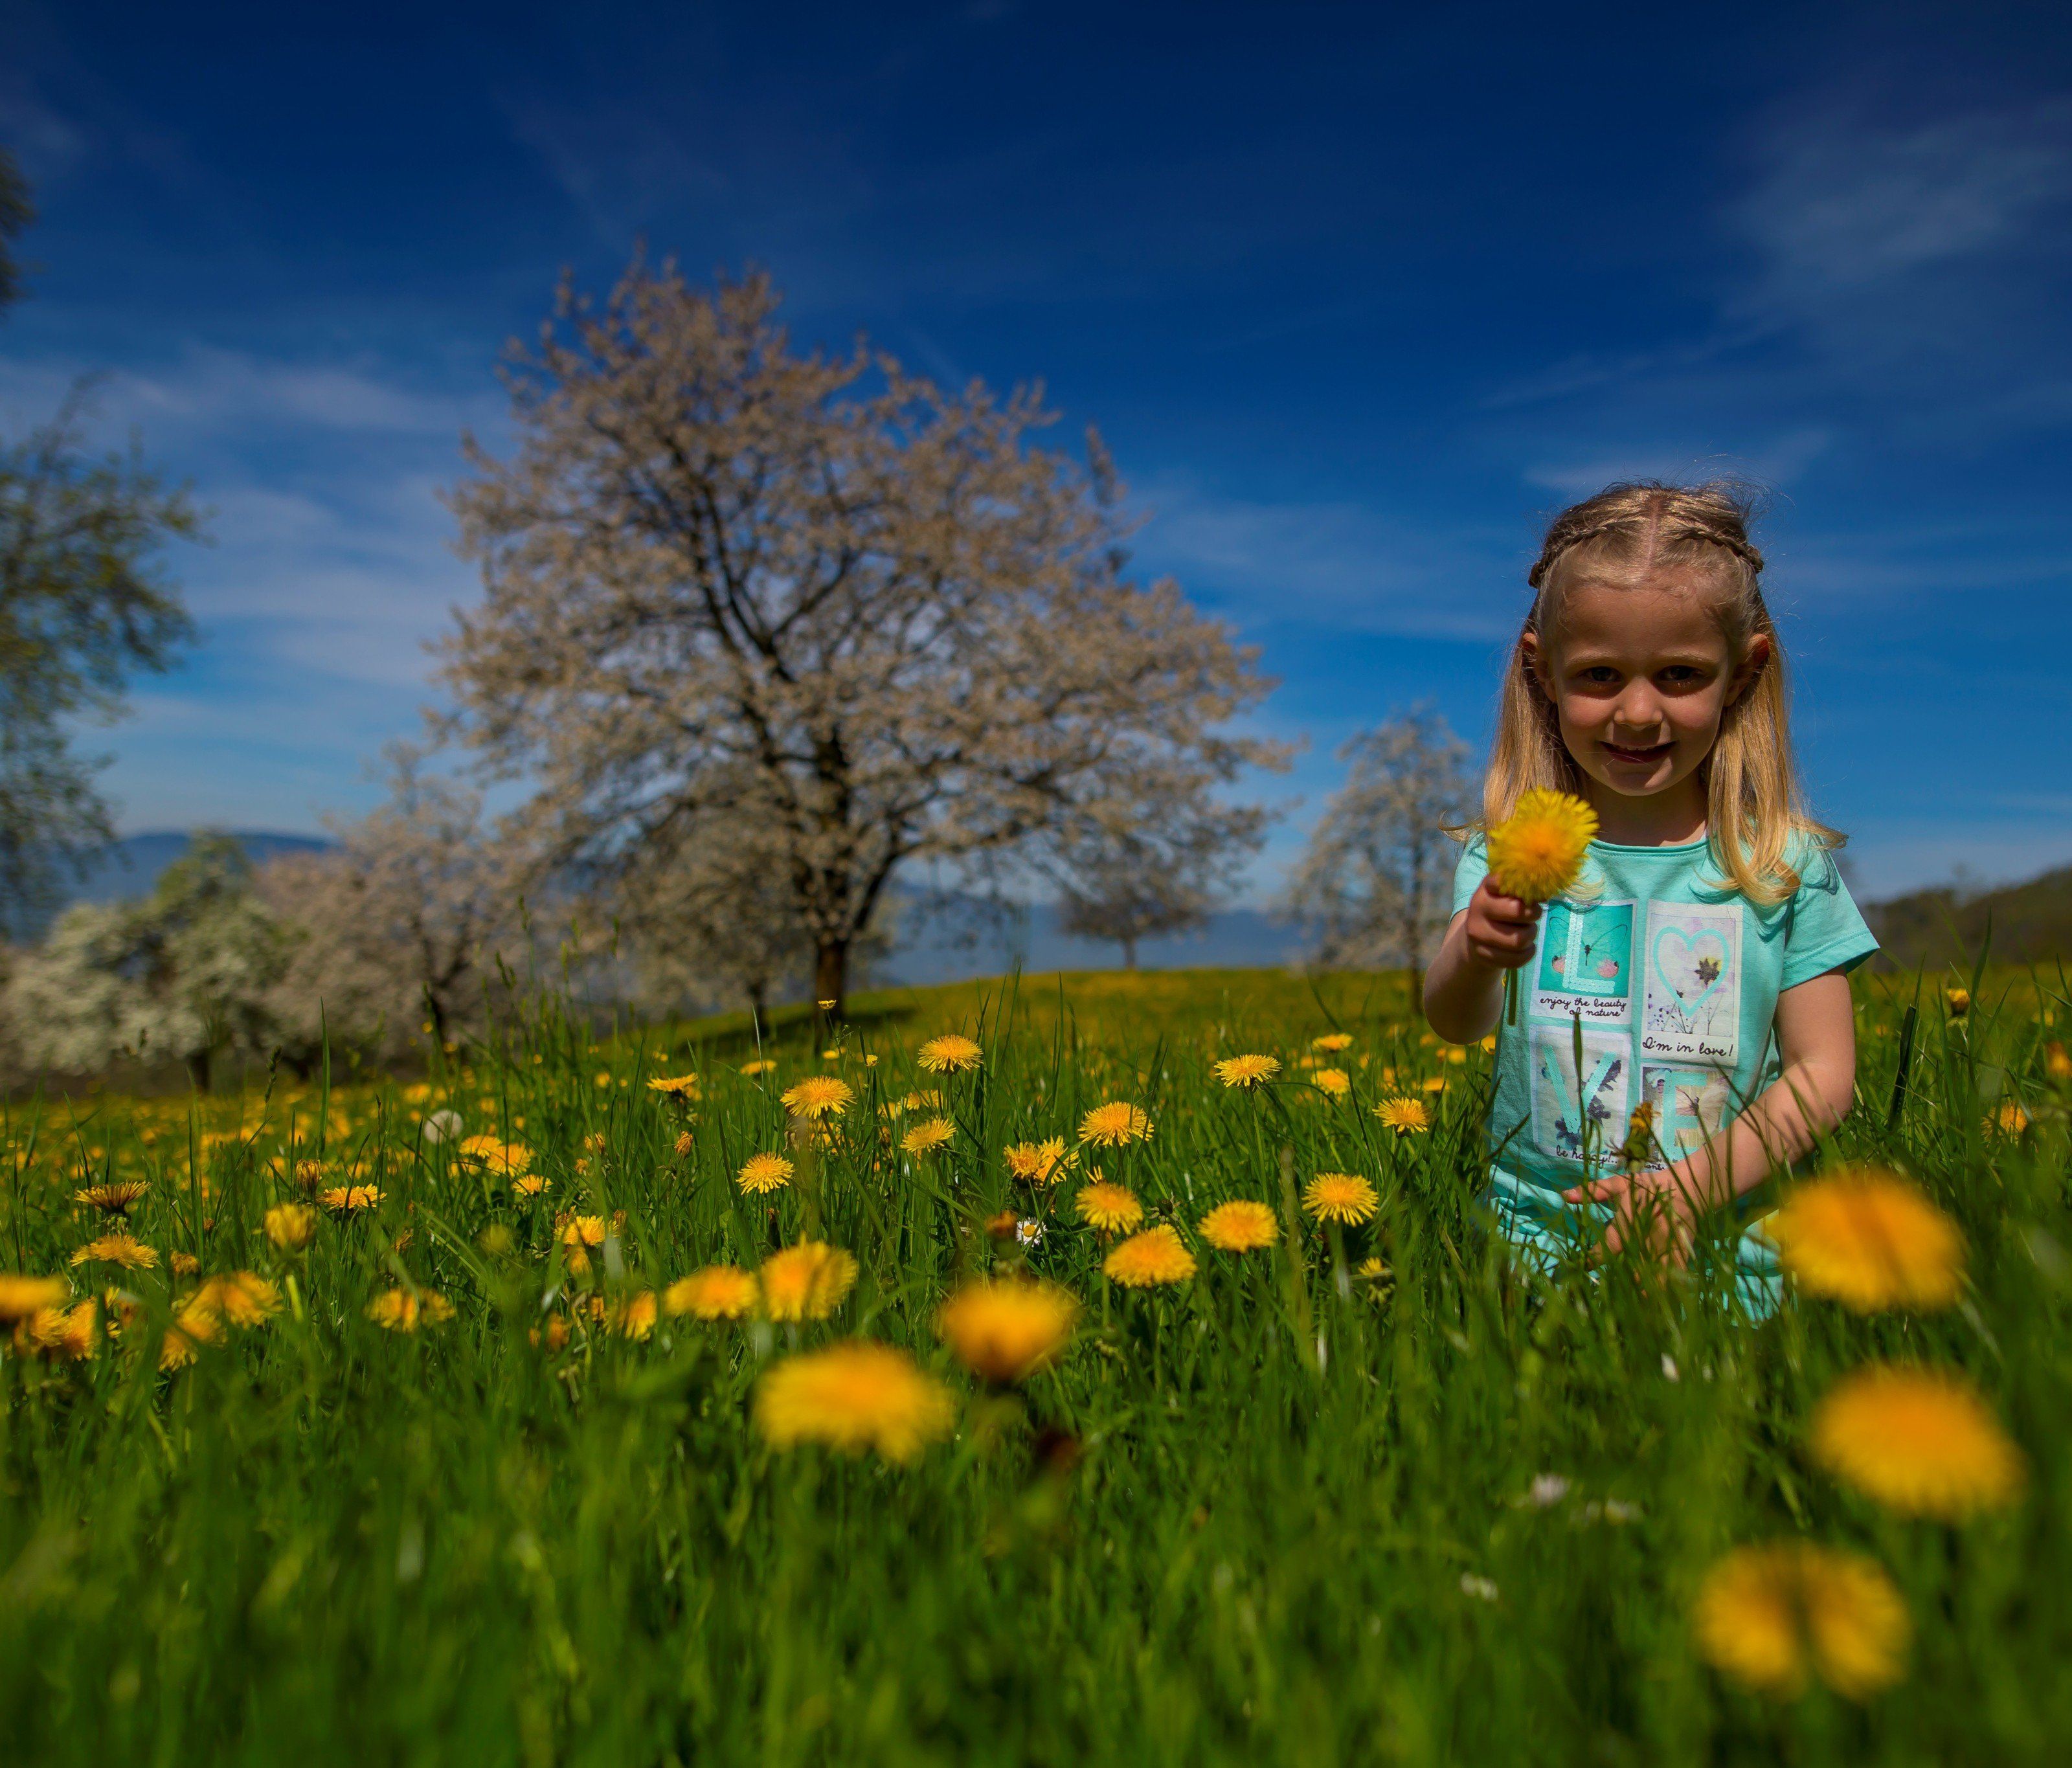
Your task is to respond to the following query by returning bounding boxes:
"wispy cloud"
[1135,474,1520,642]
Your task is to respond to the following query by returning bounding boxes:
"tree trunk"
[186,1049,214,1093]
[813,939,849,1018]
[1121,936,1138,970]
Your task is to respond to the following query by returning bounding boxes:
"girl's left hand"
[1561,1168,1706,1263]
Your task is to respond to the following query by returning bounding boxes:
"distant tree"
[0,392,201,925]
[3,834,284,1088]
[440,262,1285,1015]
[0,148,32,313]
[1049,790,1271,968]
[615,811,813,1023]
[1282,705,1474,977]
[257,750,523,1057]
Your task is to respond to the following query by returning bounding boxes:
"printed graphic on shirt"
[1531,898,1634,1027]
[1639,1062,1735,1161]
[1640,900,1742,1064]
[1527,1025,1630,1174]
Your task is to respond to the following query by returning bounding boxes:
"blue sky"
[3,0,2070,901]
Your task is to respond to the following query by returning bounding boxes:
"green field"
[2,965,2067,1765]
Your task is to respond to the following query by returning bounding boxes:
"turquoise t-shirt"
[1450,831,1878,1313]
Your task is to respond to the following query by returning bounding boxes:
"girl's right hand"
[1463,876,1541,970]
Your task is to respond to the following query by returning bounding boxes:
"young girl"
[1423,483,1877,1312]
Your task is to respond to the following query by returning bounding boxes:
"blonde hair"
[1481,481,1838,906]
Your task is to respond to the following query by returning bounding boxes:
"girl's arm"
[1563,968,1859,1257]
[1423,879,1542,1044]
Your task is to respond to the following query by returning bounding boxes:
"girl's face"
[1522,575,1770,810]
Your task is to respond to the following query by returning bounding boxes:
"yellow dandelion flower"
[457,1136,532,1177]
[1078,1101,1153,1147]
[1811,1367,2025,1520]
[169,1251,200,1279]
[904,1090,945,1111]
[512,1173,551,1198]
[781,1075,854,1120]
[646,1073,701,1097]
[607,1290,658,1339]
[69,1233,157,1271]
[1103,1224,1197,1287]
[936,1279,1079,1383]
[739,1058,777,1078]
[190,1271,281,1328]
[2045,1040,2071,1081]
[1693,1543,1909,1700]
[1767,1170,1963,1312]
[755,1341,956,1464]
[1303,1172,1380,1225]
[1003,1137,1070,1185]
[738,1152,795,1194]
[663,1266,759,1321]
[1992,1100,2030,1136]
[367,1288,455,1332]
[901,1117,956,1157]
[1486,788,1599,901]
[0,1274,68,1323]
[159,1302,223,1370]
[558,1213,607,1249]
[1199,1200,1279,1253]
[1312,1068,1351,1100]
[32,1300,97,1361]
[1944,987,1970,1018]
[1074,1181,1144,1234]
[319,1184,384,1214]
[73,1180,149,1216]
[1213,1053,1281,1090]
[759,1242,859,1322]
[1311,1032,1354,1052]
[917,1034,984,1073]
[264,1202,316,1251]
[1375,1096,1432,1134]
[1419,1074,1447,1093]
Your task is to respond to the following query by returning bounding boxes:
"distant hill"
[1865,863,2072,972]
[6,830,1301,976]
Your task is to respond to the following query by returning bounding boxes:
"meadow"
[1,963,2066,1766]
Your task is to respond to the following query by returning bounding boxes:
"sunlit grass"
[1,964,2067,1764]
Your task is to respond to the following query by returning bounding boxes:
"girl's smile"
[1520,576,1771,845]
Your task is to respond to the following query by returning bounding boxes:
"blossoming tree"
[439,263,1282,1012]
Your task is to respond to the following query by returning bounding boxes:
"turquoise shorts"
[1481,1165,1783,1319]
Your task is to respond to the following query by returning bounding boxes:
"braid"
[1527,479,1764,594]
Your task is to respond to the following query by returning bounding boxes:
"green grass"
[2,965,2067,1766]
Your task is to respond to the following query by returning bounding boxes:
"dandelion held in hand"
[1810,1367,2024,1520]
[1485,788,1597,1024]
[1486,788,1599,902]
[1693,1543,1908,1700]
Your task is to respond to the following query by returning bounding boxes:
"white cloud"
[1733,100,2072,313]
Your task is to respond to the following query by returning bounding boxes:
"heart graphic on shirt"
[1652,926,1730,1018]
